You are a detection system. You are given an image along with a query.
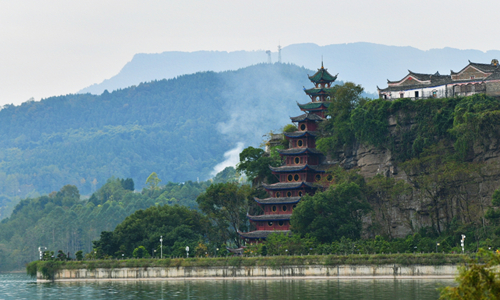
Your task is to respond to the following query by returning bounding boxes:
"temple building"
[238,63,337,243]
[378,59,500,99]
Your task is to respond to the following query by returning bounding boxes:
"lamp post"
[38,246,47,260]
[436,243,440,253]
[461,235,466,254]
[186,246,189,258]
[160,236,163,259]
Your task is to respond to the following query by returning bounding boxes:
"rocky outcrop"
[336,115,500,238]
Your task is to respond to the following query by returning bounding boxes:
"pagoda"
[238,63,337,243]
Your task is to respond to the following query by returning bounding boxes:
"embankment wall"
[38,264,459,282]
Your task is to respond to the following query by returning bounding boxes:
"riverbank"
[27,253,465,281]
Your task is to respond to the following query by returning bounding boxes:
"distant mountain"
[0,63,329,217]
[78,42,500,95]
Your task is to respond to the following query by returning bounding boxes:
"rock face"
[336,115,500,238]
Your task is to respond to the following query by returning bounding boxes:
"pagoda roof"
[304,87,333,96]
[254,196,301,204]
[270,164,328,173]
[297,101,330,111]
[284,131,318,138]
[247,214,292,221]
[276,147,322,155]
[308,64,338,83]
[237,230,291,240]
[290,113,324,122]
[263,181,318,190]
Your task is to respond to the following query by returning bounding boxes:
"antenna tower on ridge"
[278,45,282,63]
[266,50,272,64]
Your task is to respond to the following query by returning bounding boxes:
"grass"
[27,253,466,280]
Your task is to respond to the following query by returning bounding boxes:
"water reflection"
[1,273,454,300]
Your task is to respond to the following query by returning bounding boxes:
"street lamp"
[461,235,466,254]
[38,246,47,260]
[160,236,163,259]
[186,246,189,258]
[152,249,156,258]
[436,243,440,253]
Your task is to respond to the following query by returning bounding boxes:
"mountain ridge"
[78,42,500,96]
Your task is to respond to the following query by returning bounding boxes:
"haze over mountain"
[0,63,333,219]
[79,42,500,96]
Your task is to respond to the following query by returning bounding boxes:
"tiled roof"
[247,214,292,221]
[276,147,322,155]
[263,181,318,190]
[469,62,499,73]
[308,65,337,83]
[269,164,330,173]
[284,131,318,138]
[254,196,301,204]
[290,113,324,122]
[238,230,291,239]
[297,101,330,110]
[304,87,333,96]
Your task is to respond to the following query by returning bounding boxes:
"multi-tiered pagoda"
[238,63,337,243]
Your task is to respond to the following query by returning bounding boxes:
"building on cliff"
[237,63,337,244]
[378,59,500,99]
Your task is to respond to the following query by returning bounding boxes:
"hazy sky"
[1,0,499,106]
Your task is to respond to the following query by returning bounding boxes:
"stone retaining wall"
[38,264,459,282]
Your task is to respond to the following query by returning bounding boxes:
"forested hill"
[0,63,338,218]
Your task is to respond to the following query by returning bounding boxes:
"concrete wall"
[39,264,459,282]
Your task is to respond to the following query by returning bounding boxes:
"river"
[0,273,455,299]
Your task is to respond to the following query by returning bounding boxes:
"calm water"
[0,273,455,300]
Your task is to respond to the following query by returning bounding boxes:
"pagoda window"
[315,174,321,181]
[268,221,273,226]
[286,191,292,197]
[297,139,303,147]
[400,93,404,98]
[298,191,303,197]
[278,221,284,226]
[327,174,334,182]
[272,205,277,212]
[287,174,293,182]
[414,91,419,98]
[276,191,281,197]
[282,205,288,212]
[294,157,300,164]
[294,174,300,181]
[300,124,306,131]
[292,205,297,210]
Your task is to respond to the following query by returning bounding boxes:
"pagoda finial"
[321,56,324,69]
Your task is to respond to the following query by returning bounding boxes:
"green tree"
[236,146,279,185]
[213,166,238,184]
[291,182,370,243]
[196,183,252,247]
[317,82,368,156]
[440,249,500,299]
[132,246,148,258]
[146,172,161,190]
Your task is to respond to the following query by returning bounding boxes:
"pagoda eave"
[254,196,301,205]
[270,164,327,173]
[247,214,292,222]
[238,230,291,240]
[276,148,322,156]
[263,181,318,191]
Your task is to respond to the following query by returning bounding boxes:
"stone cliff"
[337,113,500,239]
